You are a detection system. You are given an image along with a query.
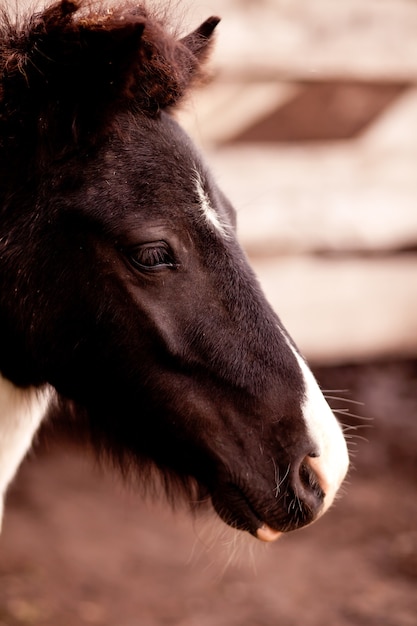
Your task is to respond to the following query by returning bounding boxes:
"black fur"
[0,1,323,536]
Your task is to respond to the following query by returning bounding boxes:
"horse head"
[0,1,348,540]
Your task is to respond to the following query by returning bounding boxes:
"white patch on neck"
[193,170,230,238]
[287,340,349,516]
[0,374,52,530]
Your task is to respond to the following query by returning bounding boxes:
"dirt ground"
[0,360,416,626]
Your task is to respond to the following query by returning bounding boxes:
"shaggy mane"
[0,0,218,185]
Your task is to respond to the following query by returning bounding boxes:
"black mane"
[0,1,218,182]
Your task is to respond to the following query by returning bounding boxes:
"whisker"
[277,463,291,492]
[270,457,280,498]
[333,408,374,421]
[341,424,372,432]
[324,395,365,406]
[344,433,369,443]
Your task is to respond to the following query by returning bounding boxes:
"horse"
[0,0,349,542]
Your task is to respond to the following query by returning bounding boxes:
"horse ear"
[180,16,221,63]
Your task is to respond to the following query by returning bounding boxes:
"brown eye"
[128,242,177,271]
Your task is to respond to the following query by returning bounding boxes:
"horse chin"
[210,481,319,542]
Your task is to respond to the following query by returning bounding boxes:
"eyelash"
[127,242,177,272]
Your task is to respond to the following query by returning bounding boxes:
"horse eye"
[128,242,177,271]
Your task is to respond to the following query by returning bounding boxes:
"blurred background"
[1,1,417,624]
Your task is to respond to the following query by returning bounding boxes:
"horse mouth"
[210,484,286,542]
[211,484,269,538]
[211,476,319,542]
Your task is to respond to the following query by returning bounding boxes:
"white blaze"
[257,342,349,542]
[192,167,348,527]
[290,344,350,516]
[0,374,52,530]
[193,170,230,238]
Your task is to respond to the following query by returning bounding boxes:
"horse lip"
[256,524,282,543]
